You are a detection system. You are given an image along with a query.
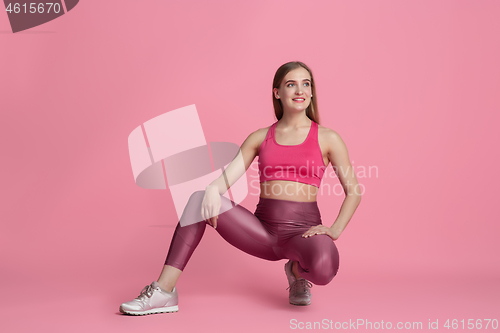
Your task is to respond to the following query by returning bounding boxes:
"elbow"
[346,191,362,202]
[351,184,362,201]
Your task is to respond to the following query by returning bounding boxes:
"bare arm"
[302,129,362,240]
[326,130,362,238]
[205,128,265,195]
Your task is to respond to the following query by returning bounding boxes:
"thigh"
[214,194,281,261]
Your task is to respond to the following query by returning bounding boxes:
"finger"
[204,208,211,225]
[210,206,218,229]
[303,227,317,237]
[205,208,212,225]
[204,207,209,223]
[209,207,215,224]
[208,209,216,228]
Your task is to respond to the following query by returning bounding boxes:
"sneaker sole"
[119,305,179,316]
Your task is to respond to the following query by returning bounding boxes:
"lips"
[293,98,305,102]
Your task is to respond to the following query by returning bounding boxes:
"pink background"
[1,0,499,332]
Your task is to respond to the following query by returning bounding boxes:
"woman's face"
[274,67,312,114]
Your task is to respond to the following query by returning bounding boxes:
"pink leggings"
[164,190,340,285]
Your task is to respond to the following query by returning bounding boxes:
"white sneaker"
[119,281,179,315]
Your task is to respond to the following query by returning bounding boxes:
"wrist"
[329,225,342,239]
[206,184,220,194]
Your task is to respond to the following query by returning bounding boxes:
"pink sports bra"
[258,120,327,188]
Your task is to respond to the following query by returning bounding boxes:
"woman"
[119,61,362,315]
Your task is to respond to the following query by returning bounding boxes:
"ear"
[273,88,279,99]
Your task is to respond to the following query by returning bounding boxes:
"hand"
[201,186,221,229]
[302,225,339,241]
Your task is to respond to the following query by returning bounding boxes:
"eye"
[287,83,294,87]
[304,82,310,87]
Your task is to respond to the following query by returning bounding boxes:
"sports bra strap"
[265,121,278,141]
[311,120,318,142]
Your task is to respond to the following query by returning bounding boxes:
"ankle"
[162,286,174,293]
[158,282,174,293]
[292,261,301,279]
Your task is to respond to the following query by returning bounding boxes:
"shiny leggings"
[164,190,340,285]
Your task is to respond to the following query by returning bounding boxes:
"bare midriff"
[259,180,319,202]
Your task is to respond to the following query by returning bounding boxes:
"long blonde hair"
[272,61,320,124]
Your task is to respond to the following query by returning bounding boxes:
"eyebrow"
[285,79,311,84]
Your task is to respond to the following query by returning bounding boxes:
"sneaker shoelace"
[136,284,156,300]
[286,278,313,294]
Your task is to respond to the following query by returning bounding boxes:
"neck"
[279,110,311,128]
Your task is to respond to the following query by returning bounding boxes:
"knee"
[185,190,206,207]
[308,247,339,286]
[178,190,208,226]
[312,260,338,286]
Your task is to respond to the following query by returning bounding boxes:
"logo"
[127,105,249,227]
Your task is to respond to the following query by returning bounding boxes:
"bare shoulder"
[246,125,270,142]
[241,125,272,152]
[318,124,349,164]
[318,124,344,146]
[254,125,272,138]
[318,125,346,157]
